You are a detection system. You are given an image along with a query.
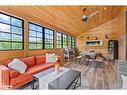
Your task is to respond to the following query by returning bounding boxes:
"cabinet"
[108,40,118,60]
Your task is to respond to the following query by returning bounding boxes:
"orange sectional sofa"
[0,55,60,89]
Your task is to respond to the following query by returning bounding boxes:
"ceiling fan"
[82,8,99,22]
[57,7,99,23]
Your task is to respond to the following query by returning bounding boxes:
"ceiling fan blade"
[88,11,99,18]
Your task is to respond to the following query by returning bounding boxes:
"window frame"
[62,33,68,48]
[68,36,72,48]
[56,32,63,49]
[28,22,44,50]
[71,36,75,48]
[0,12,24,51]
[68,36,75,48]
[44,27,54,49]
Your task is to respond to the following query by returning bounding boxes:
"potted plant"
[74,47,81,57]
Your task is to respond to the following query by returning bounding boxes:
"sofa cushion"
[9,69,20,79]
[20,56,35,67]
[8,58,27,74]
[26,63,55,75]
[35,55,46,65]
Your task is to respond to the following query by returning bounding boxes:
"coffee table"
[32,67,81,89]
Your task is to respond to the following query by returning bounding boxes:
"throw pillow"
[35,55,46,65]
[20,56,35,67]
[8,58,27,74]
[46,53,58,64]
[121,75,127,89]
[9,69,20,79]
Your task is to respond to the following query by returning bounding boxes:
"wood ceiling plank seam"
[12,6,76,35]
[89,7,95,30]
[0,6,123,36]
[108,6,114,19]
[93,6,98,30]
[33,6,79,35]
[96,6,102,28]
[36,6,64,20]
[112,7,122,19]
[28,7,77,34]
[57,7,83,33]
[106,7,113,25]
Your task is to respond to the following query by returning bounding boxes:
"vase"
[55,64,60,74]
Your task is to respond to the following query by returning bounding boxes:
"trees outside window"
[0,13,23,50]
[28,23,43,49]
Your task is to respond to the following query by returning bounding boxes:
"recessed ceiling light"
[104,7,107,10]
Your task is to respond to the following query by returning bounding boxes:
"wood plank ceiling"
[0,6,123,36]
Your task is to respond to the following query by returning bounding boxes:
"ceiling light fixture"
[81,36,83,38]
[104,7,107,10]
[105,35,109,39]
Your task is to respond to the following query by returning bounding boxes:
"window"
[0,13,23,50]
[68,36,72,48]
[56,32,62,48]
[71,36,75,48]
[28,23,43,49]
[44,28,54,49]
[68,36,75,48]
[63,34,67,48]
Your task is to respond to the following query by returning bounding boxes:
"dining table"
[80,51,97,59]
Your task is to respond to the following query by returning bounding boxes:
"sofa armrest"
[0,65,10,89]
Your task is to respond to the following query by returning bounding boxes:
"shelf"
[85,40,102,46]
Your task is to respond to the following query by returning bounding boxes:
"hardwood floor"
[62,61,117,89]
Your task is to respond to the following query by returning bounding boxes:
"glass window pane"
[56,32,62,48]
[45,45,48,49]
[0,14,10,24]
[37,32,42,38]
[0,23,10,32]
[50,31,53,35]
[29,43,36,49]
[12,26,22,34]
[58,41,61,44]
[58,37,61,40]
[37,26,42,32]
[49,40,53,44]
[45,29,50,34]
[45,39,49,43]
[37,44,42,49]
[50,35,53,39]
[45,35,49,39]
[11,18,22,27]
[29,37,36,43]
[12,43,22,49]
[0,42,11,50]
[0,32,11,41]
[49,45,53,49]
[12,34,22,42]
[29,23,36,30]
[63,45,65,48]
[37,38,42,43]
[29,30,36,37]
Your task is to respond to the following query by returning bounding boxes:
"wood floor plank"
[62,61,117,89]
